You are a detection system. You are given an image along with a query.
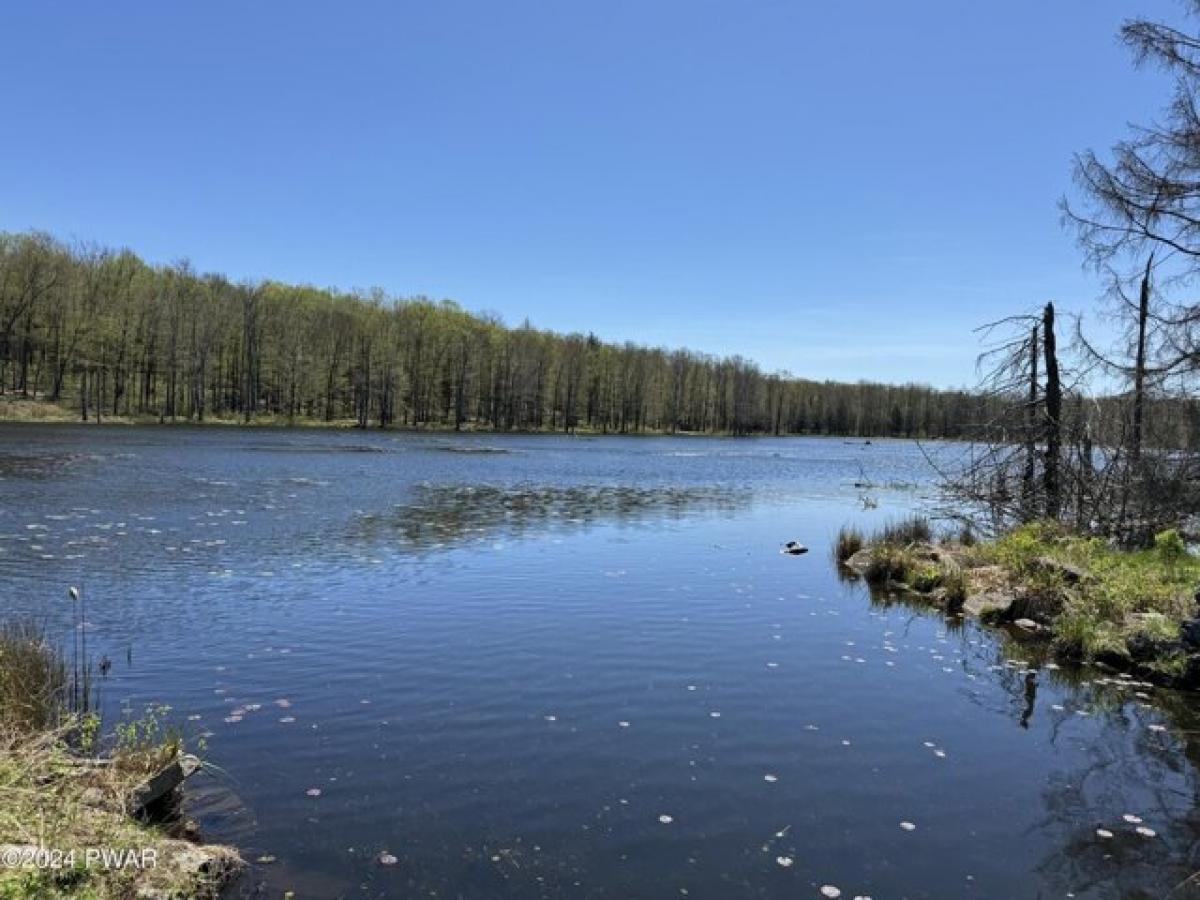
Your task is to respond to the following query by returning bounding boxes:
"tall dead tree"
[1042,303,1062,519]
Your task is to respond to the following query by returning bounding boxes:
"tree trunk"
[1042,303,1062,520]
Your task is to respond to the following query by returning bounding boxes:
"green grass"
[965,522,1199,662]
[842,517,1200,671]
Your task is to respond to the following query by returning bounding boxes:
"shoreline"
[838,522,1200,690]
[0,396,950,440]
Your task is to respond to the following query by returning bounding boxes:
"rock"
[134,841,244,899]
[963,591,1014,618]
[1013,618,1040,632]
[1126,617,1184,663]
[907,542,942,561]
[844,548,874,576]
[1181,618,1200,650]
[1179,654,1200,690]
[1033,556,1085,584]
[1009,587,1067,624]
[781,541,809,556]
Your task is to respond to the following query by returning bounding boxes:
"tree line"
[0,233,994,437]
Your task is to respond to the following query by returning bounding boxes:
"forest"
[0,233,993,437]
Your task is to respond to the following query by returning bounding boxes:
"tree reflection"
[351,483,750,551]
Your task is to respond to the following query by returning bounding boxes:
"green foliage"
[0,230,1000,437]
[77,712,101,754]
[940,565,968,605]
[976,522,1199,662]
[908,563,943,593]
[1130,612,1181,644]
[864,545,914,584]
[114,704,183,776]
[1155,528,1187,565]
[1053,610,1127,660]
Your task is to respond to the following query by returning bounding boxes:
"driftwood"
[128,754,203,816]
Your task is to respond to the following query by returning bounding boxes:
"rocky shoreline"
[839,536,1200,691]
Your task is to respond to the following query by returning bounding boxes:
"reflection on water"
[354,483,749,550]
[0,427,1199,898]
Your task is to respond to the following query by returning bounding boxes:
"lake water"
[2,426,1199,899]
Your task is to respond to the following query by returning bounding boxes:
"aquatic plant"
[876,515,933,546]
[834,526,864,562]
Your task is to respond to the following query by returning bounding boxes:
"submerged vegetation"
[839,518,1200,684]
[0,615,240,899]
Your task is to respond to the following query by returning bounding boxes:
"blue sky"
[0,1,1179,387]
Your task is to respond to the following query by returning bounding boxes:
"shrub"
[1155,528,1187,566]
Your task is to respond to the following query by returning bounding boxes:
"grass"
[972,522,1200,643]
[844,516,1200,673]
[0,620,240,898]
[876,515,933,546]
[0,621,69,735]
[834,526,864,562]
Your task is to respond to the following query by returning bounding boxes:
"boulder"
[134,840,244,900]
[1032,556,1086,584]
[1181,618,1200,650]
[963,591,1014,618]
[843,548,874,576]
[1009,587,1067,624]
[1128,631,1183,663]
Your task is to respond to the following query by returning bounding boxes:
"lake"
[1,426,1198,899]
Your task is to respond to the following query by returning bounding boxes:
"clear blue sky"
[0,1,1179,387]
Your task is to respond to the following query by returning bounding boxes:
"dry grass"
[0,396,82,423]
[0,624,241,897]
[0,621,69,735]
[0,726,240,898]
